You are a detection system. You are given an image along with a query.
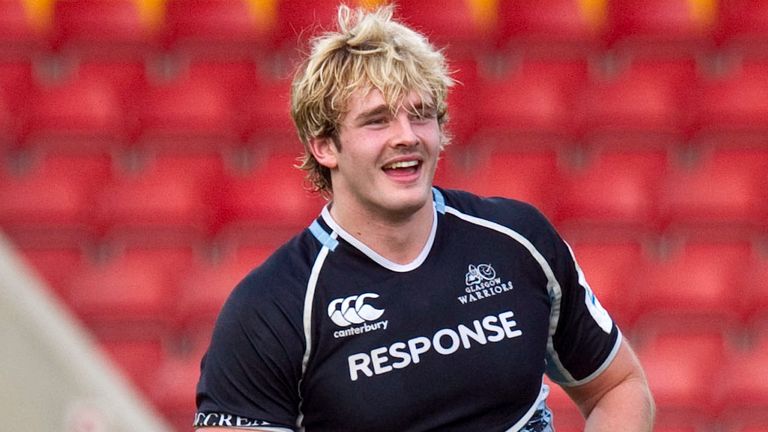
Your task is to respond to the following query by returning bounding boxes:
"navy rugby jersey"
[195,188,621,431]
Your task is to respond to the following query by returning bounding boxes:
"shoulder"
[438,188,556,238]
[222,230,323,322]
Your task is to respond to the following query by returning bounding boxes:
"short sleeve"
[541,225,622,386]
[195,271,306,430]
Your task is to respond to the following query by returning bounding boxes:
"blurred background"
[0,0,767,431]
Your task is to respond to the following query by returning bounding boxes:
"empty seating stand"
[0,2,766,431]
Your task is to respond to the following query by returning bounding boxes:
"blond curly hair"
[290,4,454,193]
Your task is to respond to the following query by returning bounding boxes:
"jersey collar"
[316,189,442,272]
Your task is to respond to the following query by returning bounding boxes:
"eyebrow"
[353,104,390,125]
[353,101,435,125]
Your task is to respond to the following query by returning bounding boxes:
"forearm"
[582,375,655,432]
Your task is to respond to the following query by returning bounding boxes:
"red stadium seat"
[270,0,344,48]
[604,0,717,58]
[455,149,561,220]
[0,60,33,97]
[722,423,768,432]
[66,248,186,334]
[94,154,223,243]
[741,254,768,325]
[558,150,667,236]
[49,0,156,60]
[0,153,111,239]
[716,337,768,417]
[132,75,239,153]
[147,347,203,432]
[636,330,729,419]
[473,59,587,149]
[659,149,768,235]
[21,76,128,153]
[14,241,88,297]
[689,61,768,148]
[0,94,13,151]
[566,238,648,330]
[174,243,276,331]
[395,0,495,57]
[579,59,697,149]
[629,240,752,331]
[217,153,326,237]
[184,59,261,100]
[444,57,481,148]
[716,0,768,59]
[0,0,45,58]
[237,75,296,149]
[161,0,271,59]
[495,0,607,58]
[98,336,165,393]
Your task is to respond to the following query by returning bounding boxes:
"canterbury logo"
[465,264,496,286]
[328,293,385,327]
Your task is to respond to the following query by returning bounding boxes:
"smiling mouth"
[382,160,421,176]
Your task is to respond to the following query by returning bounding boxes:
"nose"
[390,113,419,147]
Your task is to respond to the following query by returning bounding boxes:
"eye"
[410,108,437,123]
[365,116,388,126]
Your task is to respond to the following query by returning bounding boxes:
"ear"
[308,136,339,169]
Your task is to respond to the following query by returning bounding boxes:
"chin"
[382,186,432,216]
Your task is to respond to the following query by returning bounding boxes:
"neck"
[328,199,435,265]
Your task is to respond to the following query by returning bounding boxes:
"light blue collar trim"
[309,219,339,251]
[432,187,445,214]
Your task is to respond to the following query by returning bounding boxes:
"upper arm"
[562,338,652,416]
[194,274,306,431]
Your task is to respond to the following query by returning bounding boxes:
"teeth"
[385,160,419,170]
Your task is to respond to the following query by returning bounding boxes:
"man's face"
[320,88,442,221]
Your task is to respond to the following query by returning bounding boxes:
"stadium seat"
[395,0,495,57]
[443,56,481,148]
[161,0,271,60]
[629,240,752,331]
[456,149,561,220]
[689,60,768,148]
[132,75,239,153]
[557,149,667,236]
[174,242,276,331]
[21,76,127,153]
[495,0,607,58]
[741,254,768,325]
[217,153,326,238]
[147,346,204,432]
[716,0,768,59]
[716,336,768,416]
[94,154,223,243]
[237,75,296,149]
[579,59,697,149]
[65,247,186,335]
[473,59,587,149]
[270,0,346,49]
[184,59,261,101]
[659,149,768,235]
[604,0,717,58]
[566,238,648,331]
[636,330,729,419]
[14,241,88,297]
[49,0,156,60]
[0,152,111,240]
[0,59,33,94]
[0,0,45,58]
[98,336,166,393]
